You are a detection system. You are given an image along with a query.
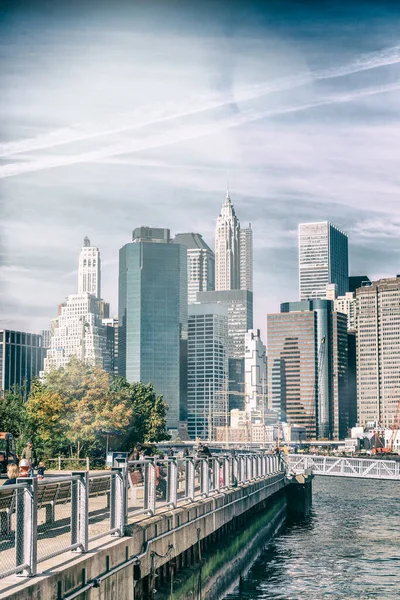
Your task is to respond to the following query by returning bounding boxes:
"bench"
[0,487,16,535]
[37,480,72,523]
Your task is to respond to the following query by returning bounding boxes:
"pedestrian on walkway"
[21,441,37,477]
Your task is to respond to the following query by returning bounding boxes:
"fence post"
[110,469,124,536]
[185,458,195,500]
[16,478,37,577]
[144,460,156,515]
[200,459,209,497]
[223,457,230,488]
[86,457,90,471]
[167,459,178,508]
[232,455,238,485]
[71,471,89,553]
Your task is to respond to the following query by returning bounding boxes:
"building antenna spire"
[226,169,230,199]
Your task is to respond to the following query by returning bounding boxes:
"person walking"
[21,441,37,477]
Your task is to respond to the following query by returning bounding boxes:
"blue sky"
[1,0,400,337]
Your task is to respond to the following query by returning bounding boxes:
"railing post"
[110,469,125,536]
[16,478,37,577]
[224,457,230,488]
[72,471,89,553]
[232,455,238,485]
[185,458,195,500]
[214,458,221,492]
[144,460,156,515]
[167,459,178,508]
[200,459,209,497]
[58,456,61,471]
[86,457,90,471]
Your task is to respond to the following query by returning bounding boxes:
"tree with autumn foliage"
[26,358,169,460]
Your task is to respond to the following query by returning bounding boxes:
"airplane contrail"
[1,80,399,179]
[0,44,400,159]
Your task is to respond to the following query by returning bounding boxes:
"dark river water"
[224,477,400,600]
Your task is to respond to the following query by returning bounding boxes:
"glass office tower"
[299,222,348,300]
[118,227,187,430]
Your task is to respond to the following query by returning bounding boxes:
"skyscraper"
[267,300,348,439]
[173,233,215,304]
[240,225,253,292]
[187,303,228,440]
[299,222,348,300]
[356,276,400,428]
[197,289,253,412]
[44,239,110,373]
[215,192,241,291]
[44,293,108,371]
[244,329,267,421]
[78,236,101,298]
[0,330,46,398]
[118,227,187,430]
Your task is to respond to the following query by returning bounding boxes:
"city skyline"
[2,0,400,341]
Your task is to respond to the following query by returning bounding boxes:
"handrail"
[0,452,285,580]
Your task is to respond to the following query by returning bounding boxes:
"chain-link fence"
[0,453,286,579]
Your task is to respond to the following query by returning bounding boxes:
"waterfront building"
[0,330,46,398]
[299,222,348,300]
[244,329,267,422]
[356,276,400,428]
[197,289,253,412]
[173,233,215,304]
[78,236,101,298]
[240,225,253,292]
[118,226,187,430]
[187,303,228,440]
[267,300,349,440]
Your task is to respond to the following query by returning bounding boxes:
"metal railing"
[0,453,284,579]
[287,454,400,480]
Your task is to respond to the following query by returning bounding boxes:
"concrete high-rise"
[215,192,241,291]
[197,289,253,412]
[299,222,348,300]
[45,239,110,373]
[44,293,108,371]
[244,329,267,422]
[173,233,215,304]
[78,236,101,298]
[187,303,228,440]
[118,227,187,430]
[267,300,349,440]
[0,330,46,399]
[356,277,400,428]
[326,284,357,331]
[240,225,253,292]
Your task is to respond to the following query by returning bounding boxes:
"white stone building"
[244,329,267,422]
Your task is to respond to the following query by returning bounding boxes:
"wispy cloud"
[1,43,399,162]
[1,79,400,179]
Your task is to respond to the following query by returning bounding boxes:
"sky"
[1,0,400,338]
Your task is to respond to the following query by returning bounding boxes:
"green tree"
[27,358,132,459]
[109,378,170,451]
[0,385,29,453]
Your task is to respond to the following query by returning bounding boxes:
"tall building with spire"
[215,192,241,291]
[78,236,101,298]
[44,238,110,373]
